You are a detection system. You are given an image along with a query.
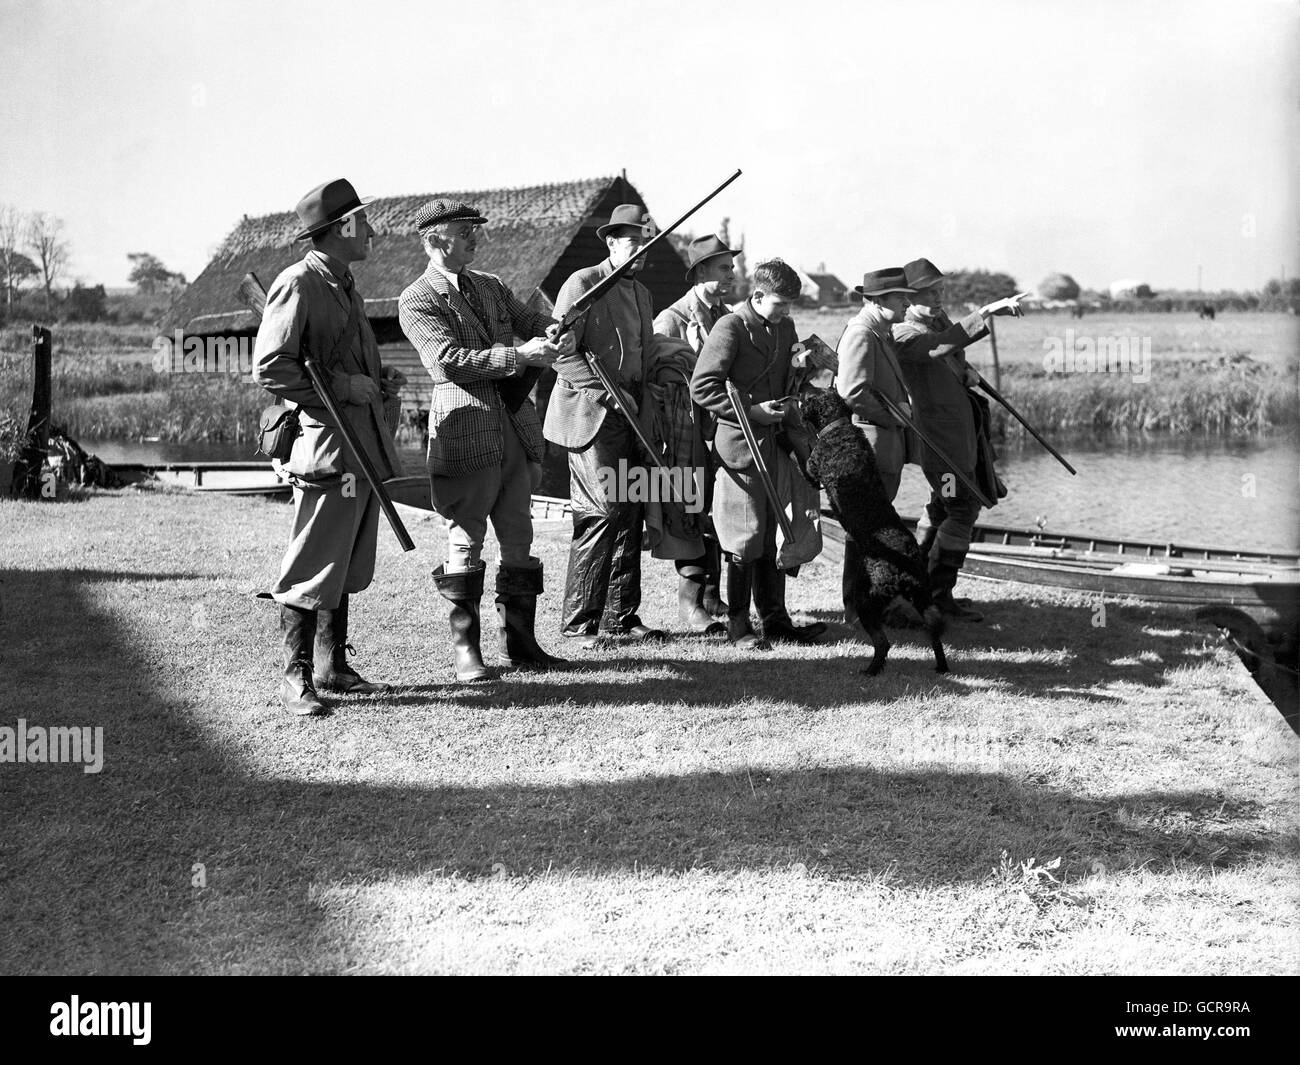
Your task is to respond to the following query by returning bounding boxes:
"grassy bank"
[0,314,1295,442]
[0,489,1295,973]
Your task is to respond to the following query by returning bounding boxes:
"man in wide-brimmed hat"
[651,233,741,633]
[253,178,406,715]
[398,198,572,682]
[892,257,1025,621]
[544,203,666,646]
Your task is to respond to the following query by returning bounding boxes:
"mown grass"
[0,490,1295,974]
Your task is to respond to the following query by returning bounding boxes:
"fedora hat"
[293,178,373,241]
[903,258,946,290]
[684,234,740,280]
[854,268,915,297]
[597,204,655,240]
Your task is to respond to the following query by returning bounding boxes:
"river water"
[81,432,1299,554]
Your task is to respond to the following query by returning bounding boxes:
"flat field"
[1,489,1295,974]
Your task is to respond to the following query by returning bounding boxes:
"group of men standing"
[253,177,1021,716]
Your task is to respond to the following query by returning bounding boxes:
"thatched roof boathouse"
[166,175,691,415]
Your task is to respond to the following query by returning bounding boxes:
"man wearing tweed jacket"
[398,198,572,682]
[544,203,665,646]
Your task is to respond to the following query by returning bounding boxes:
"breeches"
[272,478,378,610]
[917,468,982,562]
[432,410,539,571]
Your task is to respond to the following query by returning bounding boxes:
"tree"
[941,268,1019,307]
[127,252,186,294]
[25,211,70,315]
[0,205,36,318]
[1038,272,1080,300]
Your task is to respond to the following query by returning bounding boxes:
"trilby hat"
[293,178,372,241]
[597,204,655,240]
[903,258,946,290]
[684,234,740,280]
[855,267,916,297]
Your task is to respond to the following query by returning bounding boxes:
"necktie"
[459,273,487,329]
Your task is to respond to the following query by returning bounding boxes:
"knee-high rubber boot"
[676,558,725,635]
[700,540,728,618]
[929,550,983,622]
[313,594,390,694]
[280,604,326,716]
[496,560,567,668]
[432,563,494,682]
[755,558,828,643]
[725,559,767,650]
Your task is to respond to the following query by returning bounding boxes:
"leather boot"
[725,558,768,650]
[313,594,390,694]
[754,557,827,643]
[700,540,728,618]
[496,560,567,668]
[930,557,984,622]
[279,604,326,716]
[432,563,494,682]
[676,561,725,635]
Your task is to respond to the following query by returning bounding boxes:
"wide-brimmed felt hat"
[903,258,946,290]
[597,204,655,240]
[415,198,488,232]
[684,234,740,280]
[855,268,916,297]
[293,179,373,241]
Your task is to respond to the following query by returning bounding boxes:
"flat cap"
[415,198,488,231]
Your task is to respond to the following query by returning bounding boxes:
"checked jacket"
[398,265,554,477]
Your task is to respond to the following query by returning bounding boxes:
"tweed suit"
[892,305,998,565]
[835,302,913,501]
[399,264,554,569]
[546,259,656,637]
[254,250,403,610]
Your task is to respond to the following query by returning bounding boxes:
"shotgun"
[971,371,1077,475]
[866,385,995,509]
[238,271,415,552]
[725,380,797,546]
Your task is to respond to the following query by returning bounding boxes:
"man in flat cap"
[691,258,827,650]
[254,178,406,716]
[544,203,665,646]
[399,198,573,681]
[892,258,1024,621]
[652,235,739,633]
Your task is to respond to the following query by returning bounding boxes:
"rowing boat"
[820,512,1300,628]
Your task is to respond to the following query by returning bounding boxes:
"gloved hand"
[381,367,407,397]
[347,374,381,405]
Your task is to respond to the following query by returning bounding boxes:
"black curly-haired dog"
[797,387,948,675]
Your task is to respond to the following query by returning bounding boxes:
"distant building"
[797,264,849,306]
[166,175,691,416]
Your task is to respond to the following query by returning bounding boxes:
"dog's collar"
[817,416,853,439]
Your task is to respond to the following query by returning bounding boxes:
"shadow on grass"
[0,568,1286,973]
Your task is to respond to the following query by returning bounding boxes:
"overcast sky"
[1,0,1295,293]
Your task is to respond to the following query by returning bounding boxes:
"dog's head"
[797,385,852,435]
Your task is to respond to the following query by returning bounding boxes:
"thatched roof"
[166,175,691,338]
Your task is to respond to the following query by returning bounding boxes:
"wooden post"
[16,325,52,498]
